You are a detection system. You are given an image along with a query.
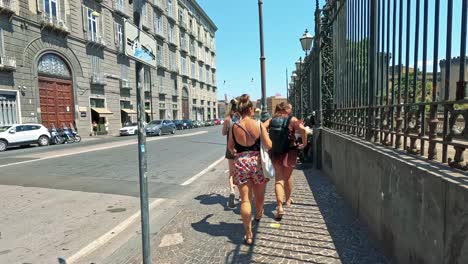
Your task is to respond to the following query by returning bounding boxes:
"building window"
[87,8,98,38]
[169,50,176,71]
[180,32,186,49]
[167,0,173,16]
[115,22,123,47]
[156,45,163,65]
[44,0,58,18]
[0,27,4,56]
[199,66,203,82]
[38,54,71,79]
[169,23,174,43]
[154,11,162,34]
[191,61,195,78]
[144,67,151,91]
[90,98,105,108]
[181,56,187,76]
[198,43,202,58]
[179,9,184,24]
[206,69,209,84]
[120,100,131,109]
[192,99,196,105]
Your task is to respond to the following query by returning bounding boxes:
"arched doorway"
[182,87,189,120]
[37,53,74,129]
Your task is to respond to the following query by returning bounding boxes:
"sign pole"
[135,0,151,262]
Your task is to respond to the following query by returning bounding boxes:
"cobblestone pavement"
[152,166,389,264]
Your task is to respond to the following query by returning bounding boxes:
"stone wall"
[321,128,468,264]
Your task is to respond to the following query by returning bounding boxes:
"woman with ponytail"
[227,94,272,245]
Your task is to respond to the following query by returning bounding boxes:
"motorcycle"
[50,125,65,145]
[62,125,81,143]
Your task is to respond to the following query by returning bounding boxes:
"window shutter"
[99,13,105,38]
[37,0,44,13]
[82,6,88,32]
[59,0,65,21]
[0,28,4,55]
[114,22,119,45]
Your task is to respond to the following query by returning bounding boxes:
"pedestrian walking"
[227,94,272,245]
[92,121,98,136]
[222,98,240,209]
[264,102,307,220]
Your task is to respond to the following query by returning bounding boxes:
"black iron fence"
[291,0,467,171]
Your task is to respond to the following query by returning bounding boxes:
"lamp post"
[291,71,297,116]
[296,58,303,119]
[258,0,269,121]
[300,29,313,56]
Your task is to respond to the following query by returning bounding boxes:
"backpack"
[269,116,293,154]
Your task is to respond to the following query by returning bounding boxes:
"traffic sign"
[124,20,157,68]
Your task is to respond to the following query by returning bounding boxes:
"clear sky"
[197,0,327,101]
[197,0,465,101]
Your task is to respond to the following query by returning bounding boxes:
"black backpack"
[269,116,292,154]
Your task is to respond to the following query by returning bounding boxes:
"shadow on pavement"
[303,167,389,264]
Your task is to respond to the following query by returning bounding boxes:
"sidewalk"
[151,166,388,264]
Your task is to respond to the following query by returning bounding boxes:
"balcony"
[152,0,164,12]
[39,14,70,34]
[113,0,129,18]
[179,20,187,30]
[86,32,106,47]
[120,79,131,89]
[0,0,16,15]
[0,55,16,71]
[91,73,107,85]
[154,26,165,39]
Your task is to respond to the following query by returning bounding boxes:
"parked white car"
[0,124,51,152]
[119,122,138,136]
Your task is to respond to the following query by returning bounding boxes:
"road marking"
[0,131,208,168]
[181,156,225,186]
[66,198,166,264]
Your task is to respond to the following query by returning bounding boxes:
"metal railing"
[113,0,128,17]
[290,0,467,171]
[39,13,70,33]
[0,0,16,13]
[86,32,106,46]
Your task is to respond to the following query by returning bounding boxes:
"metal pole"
[258,0,269,121]
[366,0,378,140]
[135,0,151,262]
[299,57,303,119]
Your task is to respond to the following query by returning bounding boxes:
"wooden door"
[39,77,74,128]
[182,99,189,120]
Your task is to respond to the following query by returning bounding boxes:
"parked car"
[0,124,51,152]
[146,120,176,136]
[182,119,193,129]
[214,119,221,125]
[193,120,202,128]
[173,120,184,130]
[119,122,138,136]
[205,120,215,126]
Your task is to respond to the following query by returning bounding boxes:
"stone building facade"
[0,0,218,135]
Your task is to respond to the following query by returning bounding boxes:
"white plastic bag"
[259,121,275,178]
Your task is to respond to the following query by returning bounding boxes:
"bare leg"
[284,166,294,206]
[239,182,253,243]
[228,159,235,193]
[274,163,285,218]
[252,182,267,219]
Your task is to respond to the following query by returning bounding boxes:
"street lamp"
[300,29,313,56]
[296,57,304,119]
[258,0,269,121]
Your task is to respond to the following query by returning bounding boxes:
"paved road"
[0,126,228,264]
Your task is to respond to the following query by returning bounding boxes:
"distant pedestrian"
[222,98,240,209]
[228,94,272,245]
[92,121,98,136]
[264,102,307,220]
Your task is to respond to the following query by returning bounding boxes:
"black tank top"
[232,123,261,153]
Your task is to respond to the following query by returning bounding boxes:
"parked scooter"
[50,125,65,145]
[61,124,81,143]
